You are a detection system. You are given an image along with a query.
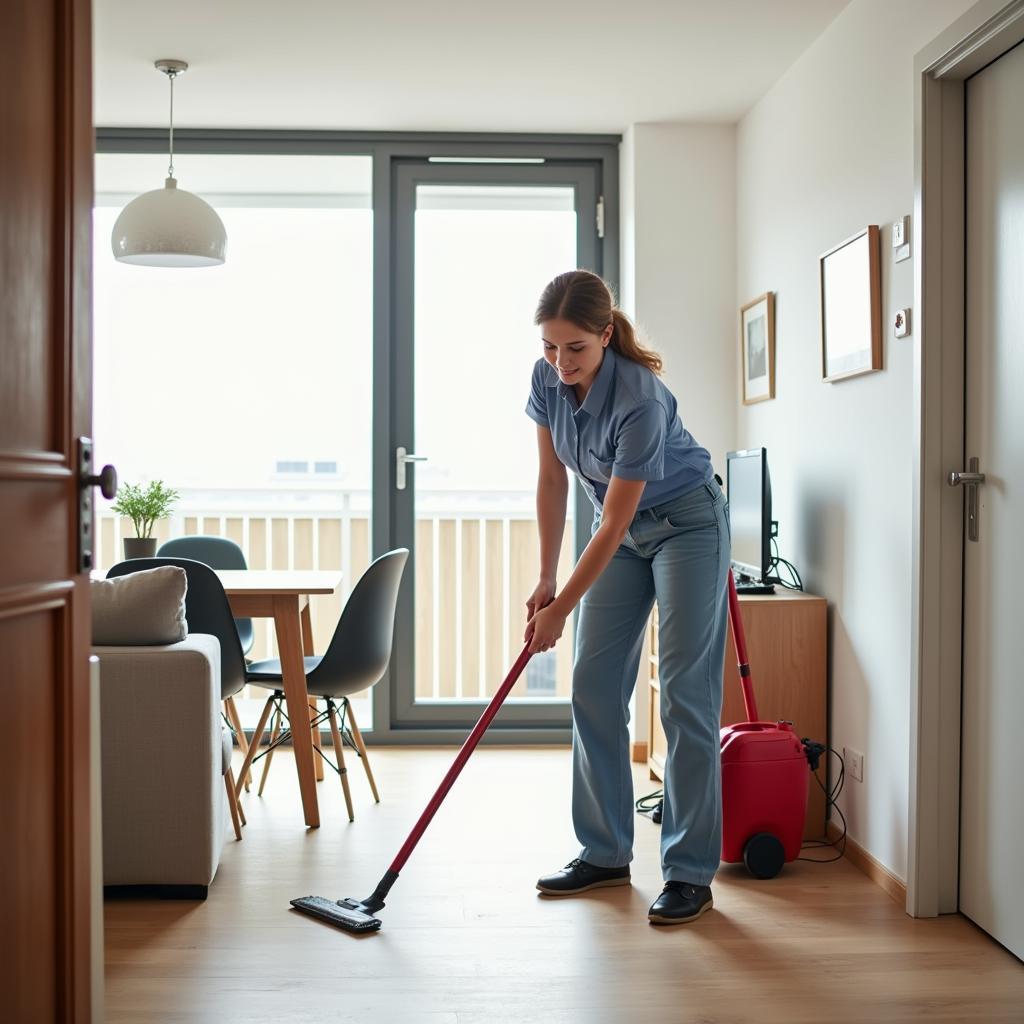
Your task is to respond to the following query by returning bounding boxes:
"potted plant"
[111,480,180,559]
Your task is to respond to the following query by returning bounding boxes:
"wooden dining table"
[217,569,343,829]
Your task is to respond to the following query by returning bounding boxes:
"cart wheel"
[743,832,785,879]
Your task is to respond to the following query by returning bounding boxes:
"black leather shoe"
[536,857,631,896]
[647,881,714,924]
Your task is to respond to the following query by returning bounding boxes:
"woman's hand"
[525,601,568,654]
[526,578,556,624]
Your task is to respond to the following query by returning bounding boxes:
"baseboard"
[105,883,209,901]
[631,741,649,763]
[827,822,906,907]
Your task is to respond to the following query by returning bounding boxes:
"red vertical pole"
[727,571,760,723]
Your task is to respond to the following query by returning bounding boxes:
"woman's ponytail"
[609,308,662,375]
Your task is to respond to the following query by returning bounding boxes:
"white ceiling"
[94,0,850,134]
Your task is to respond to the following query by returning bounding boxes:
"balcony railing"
[95,488,574,703]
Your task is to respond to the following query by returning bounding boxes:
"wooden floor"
[104,747,1023,1024]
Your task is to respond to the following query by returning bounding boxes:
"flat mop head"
[290,895,382,933]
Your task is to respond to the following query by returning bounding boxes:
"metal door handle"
[395,446,427,491]
[948,471,985,487]
[948,457,984,542]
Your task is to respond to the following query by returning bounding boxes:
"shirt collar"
[545,347,616,416]
[578,346,616,417]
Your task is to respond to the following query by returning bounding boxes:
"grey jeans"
[571,478,731,884]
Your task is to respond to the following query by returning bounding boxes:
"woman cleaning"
[524,269,730,925]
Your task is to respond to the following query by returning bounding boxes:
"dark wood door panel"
[1,0,94,1018]
[0,603,63,1022]
[0,2,59,454]
[0,481,75,584]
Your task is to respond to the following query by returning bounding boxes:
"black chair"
[107,555,250,837]
[235,548,409,822]
[155,537,255,779]
[157,536,255,656]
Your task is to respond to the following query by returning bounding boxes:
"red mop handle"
[387,643,533,875]
[727,570,760,723]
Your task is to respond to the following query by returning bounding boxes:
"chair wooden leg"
[224,696,252,791]
[225,768,243,841]
[310,699,325,782]
[258,705,281,797]
[327,701,354,822]
[343,698,380,803]
[235,695,275,801]
[300,603,325,783]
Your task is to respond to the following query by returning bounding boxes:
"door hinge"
[596,195,605,239]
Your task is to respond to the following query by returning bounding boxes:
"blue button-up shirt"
[525,347,713,511]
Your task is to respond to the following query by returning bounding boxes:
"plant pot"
[123,537,158,560]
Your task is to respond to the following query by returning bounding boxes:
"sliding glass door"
[390,160,602,728]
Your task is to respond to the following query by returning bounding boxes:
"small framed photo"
[819,225,882,383]
[740,291,775,404]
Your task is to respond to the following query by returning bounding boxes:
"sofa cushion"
[92,565,188,645]
[96,634,226,887]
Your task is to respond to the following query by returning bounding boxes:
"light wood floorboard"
[104,747,1024,1024]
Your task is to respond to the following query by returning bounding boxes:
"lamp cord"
[167,71,176,179]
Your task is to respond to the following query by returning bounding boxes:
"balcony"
[96,487,575,723]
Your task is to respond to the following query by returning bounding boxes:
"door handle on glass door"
[948,457,985,542]
[396,446,427,491]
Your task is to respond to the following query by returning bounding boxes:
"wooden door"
[0,0,96,1018]
[960,38,1024,961]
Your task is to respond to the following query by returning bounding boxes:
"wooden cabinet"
[647,589,828,839]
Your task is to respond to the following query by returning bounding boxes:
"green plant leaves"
[109,479,180,539]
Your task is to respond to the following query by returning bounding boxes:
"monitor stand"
[734,577,776,595]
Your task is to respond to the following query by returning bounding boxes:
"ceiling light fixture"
[111,60,227,267]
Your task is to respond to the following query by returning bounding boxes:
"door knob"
[83,462,118,500]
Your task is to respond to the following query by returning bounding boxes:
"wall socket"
[844,746,864,783]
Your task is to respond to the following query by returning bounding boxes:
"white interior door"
[959,40,1024,960]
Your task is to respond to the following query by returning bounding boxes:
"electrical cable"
[635,788,663,823]
[766,536,804,591]
[798,747,848,862]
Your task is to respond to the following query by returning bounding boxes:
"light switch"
[893,215,911,262]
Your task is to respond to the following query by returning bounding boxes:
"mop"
[291,643,533,933]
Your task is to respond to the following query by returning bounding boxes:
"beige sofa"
[95,633,232,897]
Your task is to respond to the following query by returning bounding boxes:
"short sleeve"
[525,359,549,427]
[612,400,667,481]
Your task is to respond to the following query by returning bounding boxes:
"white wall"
[620,123,737,747]
[736,0,976,879]
[622,123,737,474]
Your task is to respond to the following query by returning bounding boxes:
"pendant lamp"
[111,60,227,267]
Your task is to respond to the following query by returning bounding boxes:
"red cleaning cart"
[720,570,815,878]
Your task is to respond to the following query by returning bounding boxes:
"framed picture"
[740,291,775,404]
[819,225,882,383]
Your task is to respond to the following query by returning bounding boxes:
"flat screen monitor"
[726,447,772,584]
